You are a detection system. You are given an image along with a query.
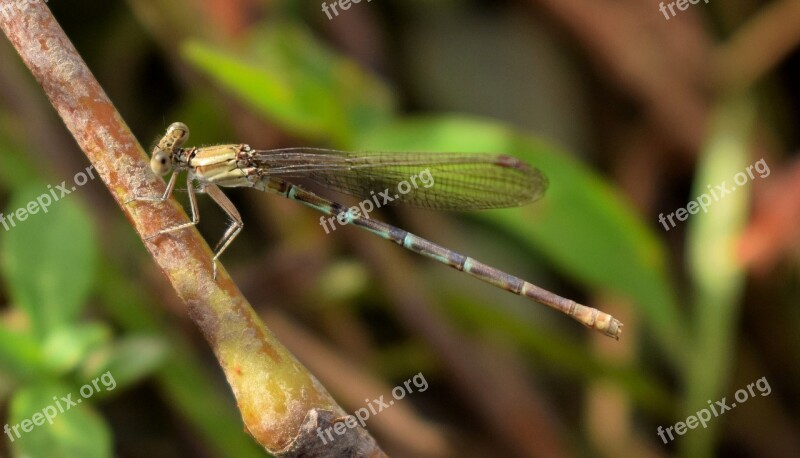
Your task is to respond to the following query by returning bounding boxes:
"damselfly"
[127,122,622,339]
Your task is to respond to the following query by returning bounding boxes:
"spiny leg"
[128,175,242,279]
[126,173,202,241]
[125,172,179,204]
[204,184,243,280]
[277,180,622,339]
[143,174,202,240]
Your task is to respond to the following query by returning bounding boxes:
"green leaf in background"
[42,323,112,374]
[353,116,686,363]
[0,115,39,188]
[8,382,112,458]
[680,95,756,458]
[79,334,167,393]
[182,20,395,146]
[1,184,98,341]
[0,323,47,382]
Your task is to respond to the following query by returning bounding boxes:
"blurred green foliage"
[0,183,166,457]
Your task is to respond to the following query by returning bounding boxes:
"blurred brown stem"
[0,3,385,456]
[714,0,800,93]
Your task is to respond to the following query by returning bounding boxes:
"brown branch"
[714,0,800,92]
[0,3,385,456]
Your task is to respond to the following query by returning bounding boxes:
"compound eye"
[150,150,172,176]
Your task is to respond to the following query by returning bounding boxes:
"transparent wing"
[250,148,548,211]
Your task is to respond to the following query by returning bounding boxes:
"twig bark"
[0,3,385,456]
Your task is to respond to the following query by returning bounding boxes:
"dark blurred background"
[1,0,799,457]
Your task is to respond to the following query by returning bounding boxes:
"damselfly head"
[150,122,190,176]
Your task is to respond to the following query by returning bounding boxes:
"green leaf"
[680,95,756,458]
[8,382,112,458]
[0,116,40,189]
[181,20,395,146]
[0,322,47,382]
[79,335,167,393]
[1,184,98,340]
[42,323,112,374]
[354,116,686,363]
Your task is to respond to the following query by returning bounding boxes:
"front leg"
[127,174,201,241]
[125,172,179,204]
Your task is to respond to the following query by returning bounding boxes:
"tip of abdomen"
[570,302,623,340]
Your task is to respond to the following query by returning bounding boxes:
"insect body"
[128,122,622,339]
